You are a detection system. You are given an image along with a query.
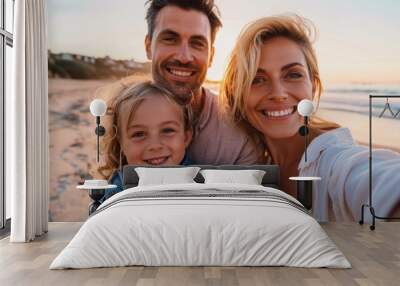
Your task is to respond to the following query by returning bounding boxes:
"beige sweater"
[187,88,261,165]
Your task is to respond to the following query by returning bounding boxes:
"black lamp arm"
[298,116,309,163]
[304,116,308,163]
[94,116,106,163]
[96,119,100,163]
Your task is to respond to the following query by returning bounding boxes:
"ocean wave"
[320,84,400,117]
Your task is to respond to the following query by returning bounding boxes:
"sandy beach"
[49,78,400,221]
[316,109,400,152]
[49,77,149,221]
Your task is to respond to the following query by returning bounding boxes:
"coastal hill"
[48,51,151,79]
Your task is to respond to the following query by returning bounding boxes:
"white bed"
[50,181,350,269]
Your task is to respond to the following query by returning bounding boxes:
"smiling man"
[144,0,261,164]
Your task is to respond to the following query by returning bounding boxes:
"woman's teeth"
[263,107,294,118]
[145,157,168,165]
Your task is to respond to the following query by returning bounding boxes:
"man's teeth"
[146,157,168,165]
[263,107,294,118]
[169,69,192,77]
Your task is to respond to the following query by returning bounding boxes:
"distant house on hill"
[124,59,144,69]
[58,53,75,61]
[82,56,96,64]
[48,51,150,79]
[102,56,117,67]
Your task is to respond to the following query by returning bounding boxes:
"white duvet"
[50,183,350,269]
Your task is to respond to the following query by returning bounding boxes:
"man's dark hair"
[145,0,222,44]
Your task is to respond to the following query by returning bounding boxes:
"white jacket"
[299,127,400,222]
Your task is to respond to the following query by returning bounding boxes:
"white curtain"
[7,0,49,242]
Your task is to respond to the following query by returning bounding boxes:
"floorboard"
[1,222,399,286]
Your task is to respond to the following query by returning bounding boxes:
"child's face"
[119,94,192,165]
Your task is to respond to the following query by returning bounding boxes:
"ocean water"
[211,83,400,118]
[320,84,400,118]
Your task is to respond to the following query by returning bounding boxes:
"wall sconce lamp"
[290,99,321,211]
[297,99,315,163]
[77,99,116,215]
[89,99,107,163]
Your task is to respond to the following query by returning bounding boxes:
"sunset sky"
[48,0,400,84]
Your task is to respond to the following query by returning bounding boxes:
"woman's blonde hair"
[95,80,193,179]
[220,14,339,159]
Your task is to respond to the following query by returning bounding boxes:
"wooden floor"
[0,222,399,286]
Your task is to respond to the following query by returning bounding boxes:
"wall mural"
[48,0,400,221]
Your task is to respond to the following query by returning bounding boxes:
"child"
[97,80,193,201]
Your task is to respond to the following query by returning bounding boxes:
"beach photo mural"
[48,0,400,221]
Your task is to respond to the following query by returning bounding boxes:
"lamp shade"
[90,99,107,117]
[297,99,314,116]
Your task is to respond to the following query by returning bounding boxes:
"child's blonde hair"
[96,80,193,179]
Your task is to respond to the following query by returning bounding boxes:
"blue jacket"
[100,154,192,203]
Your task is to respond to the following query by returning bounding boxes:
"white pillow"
[135,167,200,186]
[200,169,266,185]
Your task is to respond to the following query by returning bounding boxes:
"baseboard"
[0,218,11,239]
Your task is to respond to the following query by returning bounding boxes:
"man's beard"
[159,77,194,105]
[152,61,203,105]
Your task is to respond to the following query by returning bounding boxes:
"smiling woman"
[220,14,400,221]
[221,15,339,174]
[245,37,315,140]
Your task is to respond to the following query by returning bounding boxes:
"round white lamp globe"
[297,99,315,116]
[90,99,107,117]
